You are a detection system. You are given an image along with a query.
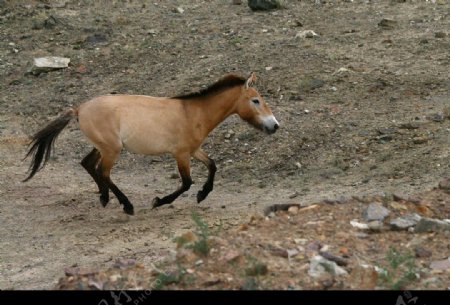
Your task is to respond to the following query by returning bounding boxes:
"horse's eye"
[252,98,260,105]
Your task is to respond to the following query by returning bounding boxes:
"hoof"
[100,195,109,207]
[196,191,207,203]
[123,205,134,215]
[151,197,162,209]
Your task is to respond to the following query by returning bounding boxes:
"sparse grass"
[188,212,212,257]
[153,263,192,290]
[378,247,419,290]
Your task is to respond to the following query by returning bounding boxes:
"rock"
[32,57,70,74]
[248,0,281,11]
[319,251,348,266]
[399,122,420,130]
[288,191,299,199]
[350,220,369,230]
[390,213,421,230]
[438,178,450,191]
[308,255,348,278]
[113,258,136,269]
[427,113,445,122]
[295,30,319,39]
[414,247,432,258]
[378,18,397,29]
[288,206,299,215]
[412,136,428,144]
[414,217,450,233]
[368,220,384,232]
[298,78,325,92]
[430,258,450,271]
[85,33,108,45]
[363,203,390,221]
[294,238,308,245]
[64,267,97,276]
[443,107,450,119]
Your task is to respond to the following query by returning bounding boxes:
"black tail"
[23,110,75,182]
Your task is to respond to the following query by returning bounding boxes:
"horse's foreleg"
[96,148,134,215]
[152,153,192,209]
[193,149,216,203]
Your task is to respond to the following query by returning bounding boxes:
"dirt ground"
[0,0,449,289]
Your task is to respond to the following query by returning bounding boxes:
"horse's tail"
[23,108,78,182]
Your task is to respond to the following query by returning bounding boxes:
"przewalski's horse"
[23,73,279,215]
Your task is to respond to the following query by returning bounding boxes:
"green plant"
[378,247,418,290]
[189,212,212,257]
[153,263,187,290]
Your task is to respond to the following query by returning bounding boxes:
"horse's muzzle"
[262,115,280,135]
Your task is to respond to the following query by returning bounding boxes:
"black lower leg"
[153,175,192,209]
[103,176,134,215]
[197,159,216,203]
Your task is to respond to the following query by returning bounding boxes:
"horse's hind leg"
[193,149,216,203]
[81,148,109,206]
[152,152,192,209]
[96,148,134,215]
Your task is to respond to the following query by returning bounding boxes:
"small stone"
[295,30,319,39]
[350,220,369,230]
[319,251,348,266]
[176,7,184,14]
[289,192,299,199]
[378,18,397,29]
[390,213,421,230]
[363,203,390,221]
[294,238,308,245]
[438,178,450,191]
[288,206,299,215]
[430,258,450,271]
[443,108,450,119]
[427,113,445,122]
[415,217,450,233]
[221,250,242,263]
[32,56,70,74]
[368,220,384,232]
[414,247,432,258]
[412,136,428,144]
[248,0,281,11]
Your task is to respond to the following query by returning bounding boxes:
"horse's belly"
[122,135,173,155]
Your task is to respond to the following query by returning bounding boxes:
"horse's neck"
[189,88,240,138]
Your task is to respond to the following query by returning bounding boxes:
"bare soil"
[0,0,449,289]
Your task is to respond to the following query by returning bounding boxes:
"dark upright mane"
[173,74,246,100]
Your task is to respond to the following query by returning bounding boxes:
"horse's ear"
[245,72,257,89]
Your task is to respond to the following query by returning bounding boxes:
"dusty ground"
[0,0,449,289]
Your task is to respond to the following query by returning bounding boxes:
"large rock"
[308,255,348,278]
[389,213,421,230]
[363,203,390,221]
[248,0,281,11]
[414,217,450,233]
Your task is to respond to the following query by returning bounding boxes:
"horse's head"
[236,73,279,135]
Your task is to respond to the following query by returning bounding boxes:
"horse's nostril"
[274,123,279,130]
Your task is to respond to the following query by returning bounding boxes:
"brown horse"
[23,73,279,215]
